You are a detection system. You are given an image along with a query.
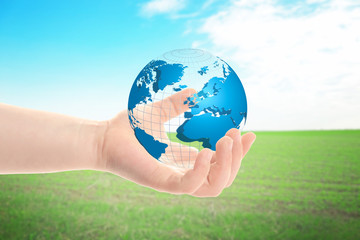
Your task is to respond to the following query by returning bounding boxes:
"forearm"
[0,103,106,174]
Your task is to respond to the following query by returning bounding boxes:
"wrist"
[78,119,109,171]
[94,120,110,171]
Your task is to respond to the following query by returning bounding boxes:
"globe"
[128,49,247,169]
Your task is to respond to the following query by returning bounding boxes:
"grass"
[0,130,359,239]
[168,132,204,151]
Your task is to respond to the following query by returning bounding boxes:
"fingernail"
[203,149,213,161]
[237,130,242,140]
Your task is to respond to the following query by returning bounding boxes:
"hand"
[98,89,256,197]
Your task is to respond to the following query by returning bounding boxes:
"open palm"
[101,89,256,197]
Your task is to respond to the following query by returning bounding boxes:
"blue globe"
[128,49,247,169]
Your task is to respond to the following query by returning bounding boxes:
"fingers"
[208,136,233,195]
[192,136,233,197]
[225,129,243,187]
[225,130,256,188]
[152,88,197,122]
[152,148,212,195]
[241,132,256,158]
[143,130,255,196]
[180,148,212,194]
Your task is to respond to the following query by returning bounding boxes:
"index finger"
[152,88,197,122]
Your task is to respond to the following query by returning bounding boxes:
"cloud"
[194,0,360,130]
[140,0,186,17]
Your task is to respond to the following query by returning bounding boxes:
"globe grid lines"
[149,89,155,163]
[133,55,211,168]
[129,48,247,170]
[153,52,204,168]
[161,89,181,168]
[133,89,202,169]
[163,49,213,65]
[136,90,181,168]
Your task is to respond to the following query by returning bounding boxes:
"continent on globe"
[176,64,247,150]
[133,127,168,159]
[127,49,247,169]
[128,59,187,160]
[128,60,186,110]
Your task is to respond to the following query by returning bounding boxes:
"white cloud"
[194,0,360,130]
[140,0,186,17]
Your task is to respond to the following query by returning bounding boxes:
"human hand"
[98,89,256,197]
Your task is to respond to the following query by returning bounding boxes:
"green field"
[0,130,359,239]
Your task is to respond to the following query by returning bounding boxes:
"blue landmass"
[128,60,188,159]
[134,127,168,160]
[128,60,186,110]
[177,113,235,149]
[176,63,247,150]
[128,60,166,111]
[198,66,209,75]
[153,63,186,93]
[173,84,188,92]
[128,55,247,159]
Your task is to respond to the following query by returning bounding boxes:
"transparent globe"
[128,49,247,170]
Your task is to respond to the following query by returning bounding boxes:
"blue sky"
[0,0,220,120]
[1,0,359,130]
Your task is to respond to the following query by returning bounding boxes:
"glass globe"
[128,49,247,169]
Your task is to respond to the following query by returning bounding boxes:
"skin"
[0,90,256,197]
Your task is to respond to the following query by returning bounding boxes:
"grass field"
[0,130,359,239]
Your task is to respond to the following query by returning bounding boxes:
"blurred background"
[0,0,359,239]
